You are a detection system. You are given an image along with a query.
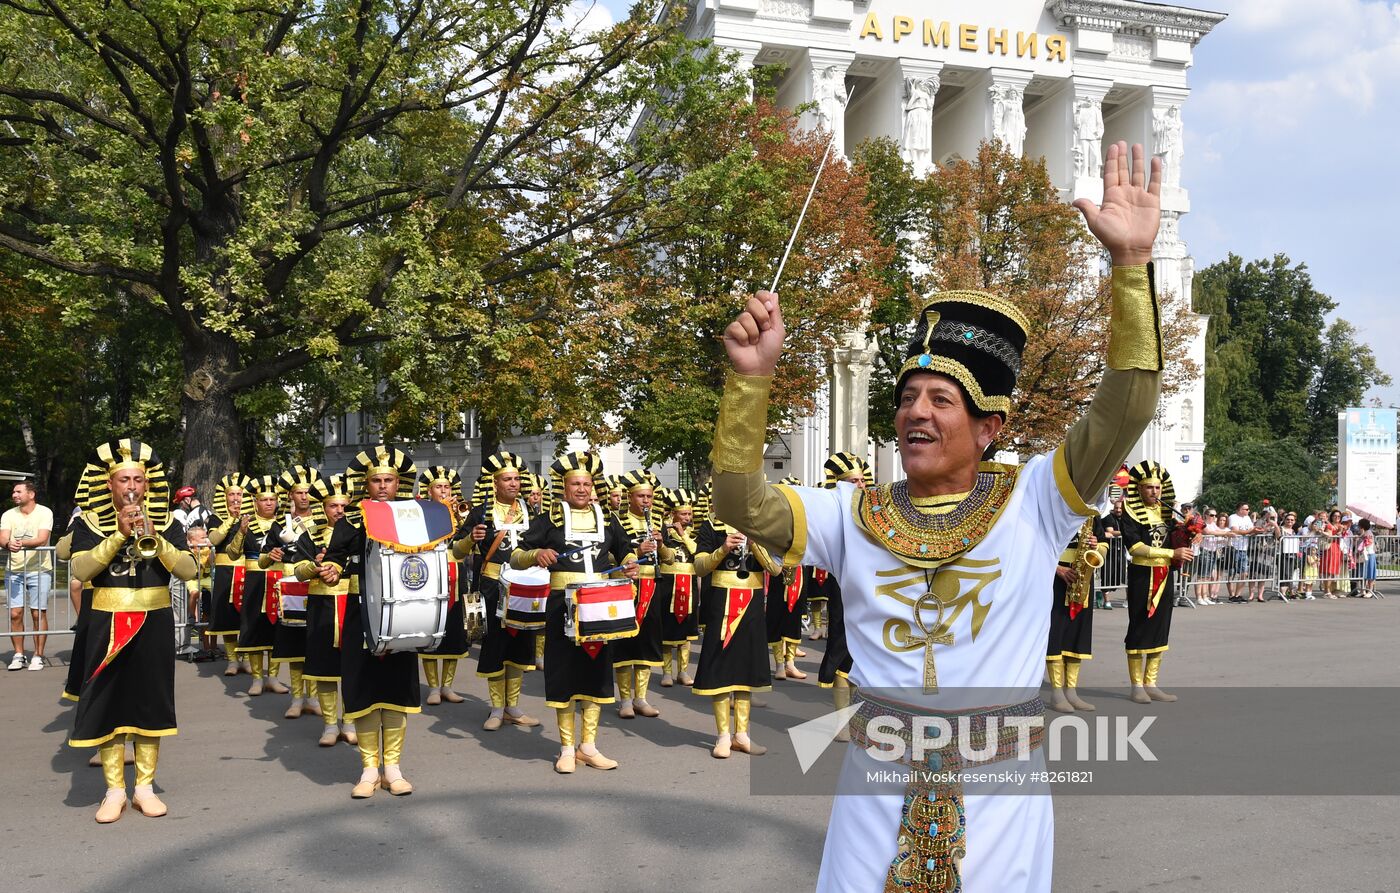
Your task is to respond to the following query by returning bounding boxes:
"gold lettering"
[893,15,914,42]
[1017,31,1038,58]
[959,23,977,51]
[859,11,883,40]
[924,20,951,48]
[1046,35,1068,61]
[987,28,1009,55]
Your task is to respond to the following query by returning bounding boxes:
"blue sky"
[587,0,1400,400]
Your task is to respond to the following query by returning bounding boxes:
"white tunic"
[781,448,1092,892]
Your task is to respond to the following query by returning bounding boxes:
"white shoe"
[27,655,45,671]
[8,653,26,671]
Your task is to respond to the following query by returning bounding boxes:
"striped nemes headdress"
[309,473,355,529]
[278,465,322,495]
[417,466,464,503]
[549,451,606,524]
[346,444,416,500]
[214,473,252,520]
[78,438,171,535]
[823,452,874,489]
[246,474,286,515]
[1125,460,1175,524]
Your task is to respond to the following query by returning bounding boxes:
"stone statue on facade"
[813,65,847,150]
[1153,105,1184,189]
[1073,97,1104,179]
[901,75,938,177]
[990,83,1026,156]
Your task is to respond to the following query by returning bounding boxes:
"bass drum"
[360,542,451,654]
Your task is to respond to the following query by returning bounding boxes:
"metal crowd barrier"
[1165,532,1393,604]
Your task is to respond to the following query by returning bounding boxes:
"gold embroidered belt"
[660,562,697,576]
[848,690,1045,893]
[1130,556,1170,568]
[92,586,170,612]
[711,569,763,590]
[215,554,236,567]
[481,560,503,580]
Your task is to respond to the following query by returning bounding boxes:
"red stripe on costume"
[232,564,246,612]
[672,574,692,624]
[785,570,803,612]
[637,577,656,622]
[334,593,347,648]
[814,569,828,586]
[722,588,756,649]
[448,562,458,609]
[266,570,283,624]
[582,642,604,659]
[1147,566,1169,617]
[88,611,146,684]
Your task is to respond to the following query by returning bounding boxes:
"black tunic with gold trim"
[691,520,777,696]
[265,516,318,666]
[658,524,701,645]
[299,521,348,682]
[68,516,190,747]
[612,511,664,669]
[236,517,276,652]
[206,512,244,638]
[323,516,421,718]
[57,520,90,703]
[516,510,632,707]
[465,499,537,678]
[766,564,809,647]
[814,570,852,687]
[1120,508,1176,655]
[1047,516,1107,661]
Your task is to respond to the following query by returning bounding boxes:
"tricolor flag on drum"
[568,580,639,643]
[361,499,456,552]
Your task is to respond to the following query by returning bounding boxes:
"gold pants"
[316,681,340,723]
[556,702,602,748]
[423,658,440,688]
[101,735,159,789]
[1047,658,1065,689]
[248,651,265,679]
[1064,657,1083,689]
[1127,654,1145,686]
[1144,653,1164,685]
[488,665,525,709]
[353,709,408,769]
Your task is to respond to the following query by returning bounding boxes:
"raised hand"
[723,291,785,377]
[1072,141,1160,266]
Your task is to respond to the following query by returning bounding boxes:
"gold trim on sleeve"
[1053,445,1098,518]
[772,484,809,568]
[710,372,772,474]
[1107,263,1164,372]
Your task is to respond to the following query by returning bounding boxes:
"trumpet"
[123,491,160,560]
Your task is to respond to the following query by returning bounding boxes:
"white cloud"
[564,1,616,36]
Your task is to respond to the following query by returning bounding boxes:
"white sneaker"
[7,653,26,671]
[27,655,44,671]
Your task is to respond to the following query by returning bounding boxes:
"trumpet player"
[238,476,288,697]
[1046,515,1109,712]
[261,466,323,719]
[67,438,197,823]
[417,466,471,706]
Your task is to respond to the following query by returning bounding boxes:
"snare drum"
[499,565,550,631]
[360,542,453,654]
[277,579,309,628]
[563,579,639,644]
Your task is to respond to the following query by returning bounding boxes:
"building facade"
[693,0,1222,500]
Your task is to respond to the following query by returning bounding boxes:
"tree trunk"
[180,335,242,505]
[479,414,501,465]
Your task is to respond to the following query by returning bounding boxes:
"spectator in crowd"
[184,522,216,650]
[1096,497,1125,607]
[1225,502,1256,602]
[2,480,54,671]
[1197,507,1225,604]
[1354,518,1377,598]
[1278,511,1301,598]
[172,486,213,531]
[1246,506,1281,602]
[1102,496,1125,538]
[1300,517,1323,599]
[1321,509,1345,598]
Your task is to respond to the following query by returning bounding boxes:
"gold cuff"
[1106,263,1164,372]
[710,372,771,474]
[90,532,127,569]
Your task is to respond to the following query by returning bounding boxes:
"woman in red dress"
[1321,509,1344,597]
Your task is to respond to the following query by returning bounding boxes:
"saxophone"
[1068,518,1103,616]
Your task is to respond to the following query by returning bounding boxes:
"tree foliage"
[1197,437,1329,517]
[859,140,1198,453]
[1194,253,1389,468]
[0,0,748,495]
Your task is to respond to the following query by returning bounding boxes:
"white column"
[1149,85,1190,214]
[986,68,1033,157]
[727,39,763,102]
[897,59,943,178]
[1068,77,1112,206]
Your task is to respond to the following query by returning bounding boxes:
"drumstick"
[769,83,856,293]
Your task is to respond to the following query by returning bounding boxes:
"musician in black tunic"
[262,465,323,721]
[205,473,250,677]
[295,473,355,747]
[417,465,471,707]
[1119,461,1192,705]
[67,438,197,823]
[510,451,638,775]
[612,469,664,719]
[766,475,810,681]
[657,487,701,687]
[1046,515,1108,712]
[318,446,421,799]
[692,515,780,759]
[462,451,539,731]
[237,476,289,697]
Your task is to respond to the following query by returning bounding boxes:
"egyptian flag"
[361,499,456,552]
[574,583,637,658]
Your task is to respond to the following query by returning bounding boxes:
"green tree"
[1197,437,1328,518]
[0,0,745,496]
[1195,254,1389,468]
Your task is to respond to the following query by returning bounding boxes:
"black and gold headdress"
[474,451,528,506]
[823,452,874,489]
[246,474,286,515]
[661,487,696,513]
[308,473,354,529]
[896,289,1030,417]
[1124,461,1175,524]
[214,473,251,520]
[416,465,464,503]
[277,465,322,495]
[345,444,416,500]
[617,469,658,495]
[779,475,802,487]
[78,438,171,535]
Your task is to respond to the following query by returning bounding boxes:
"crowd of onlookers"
[1095,497,1388,605]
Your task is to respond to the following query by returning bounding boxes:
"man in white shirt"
[1225,503,1256,601]
[2,480,54,670]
